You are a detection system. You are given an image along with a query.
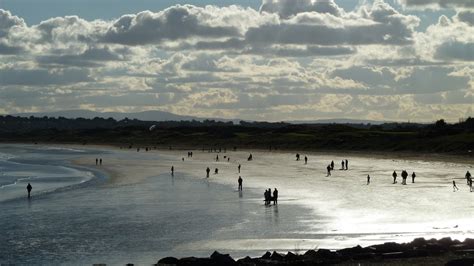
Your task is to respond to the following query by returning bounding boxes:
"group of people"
[455,171,473,192]
[95,158,103,165]
[392,170,415,185]
[295,154,308,165]
[264,188,278,205]
[326,159,349,176]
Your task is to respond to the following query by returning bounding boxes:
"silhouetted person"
[273,188,278,204]
[26,183,32,199]
[238,176,243,191]
[182,157,184,161]
[215,168,219,174]
[206,167,210,178]
[227,157,230,162]
[392,171,397,184]
[330,161,334,170]
[216,155,219,162]
[341,160,345,170]
[327,165,331,176]
[95,158,98,165]
[304,156,308,165]
[367,175,370,185]
[345,159,348,170]
[412,172,416,183]
[453,180,459,192]
[466,171,472,185]
[296,153,300,161]
[99,158,102,165]
[171,166,174,176]
[248,154,253,161]
[401,170,408,185]
[238,164,241,173]
[264,189,270,205]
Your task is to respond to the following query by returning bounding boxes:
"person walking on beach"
[273,188,278,204]
[206,167,210,178]
[401,170,408,185]
[367,175,370,185]
[26,183,32,199]
[392,171,397,184]
[296,153,300,161]
[412,172,416,183]
[327,165,332,176]
[341,160,345,170]
[216,155,219,162]
[466,171,471,185]
[99,158,102,165]
[171,166,174,176]
[330,161,335,170]
[345,159,348,170]
[215,168,219,174]
[95,158,98,165]
[238,164,241,173]
[238,176,243,191]
[304,156,308,165]
[453,180,459,192]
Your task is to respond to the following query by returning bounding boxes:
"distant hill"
[13,110,206,122]
[11,110,394,125]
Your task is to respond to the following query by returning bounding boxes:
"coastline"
[157,237,474,265]
[10,143,473,263]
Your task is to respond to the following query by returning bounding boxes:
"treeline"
[0,115,473,154]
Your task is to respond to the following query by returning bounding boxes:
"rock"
[178,257,212,266]
[370,242,406,254]
[157,257,179,266]
[426,242,448,254]
[302,249,317,259]
[338,245,369,257]
[236,256,256,266]
[438,237,455,248]
[453,249,474,255]
[410,237,427,248]
[210,251,236,265]
[315,249,341,260]
[261,251,272,259]
[381,252,405,259]
[445,258,474,266]
[270,251,284,261]
[463,238,474,249]
[284,252,299,261]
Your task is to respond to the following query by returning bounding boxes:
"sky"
[0,0,472,122]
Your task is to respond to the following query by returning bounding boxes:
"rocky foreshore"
[157,237,474,265]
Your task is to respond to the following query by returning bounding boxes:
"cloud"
[455,10,474,25]
[435,41,474,61]
[0,9,26,37]
[0,67,92,85]
[101,6,241,45]
[36,46,126,67]
[397,0,474,9]
[0,42,22,55]
[260,0,344,18]
[247,1,420,46]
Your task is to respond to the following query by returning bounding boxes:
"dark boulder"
[284,252,299,261]
[270,251,284,261]
[157,257,179,266]
[178,257,212,266]
[210,251,236,265]
[261,251,272,259]
[370,242,406,254]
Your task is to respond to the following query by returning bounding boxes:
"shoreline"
[5,140,471,165]
[157,237,474,265]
